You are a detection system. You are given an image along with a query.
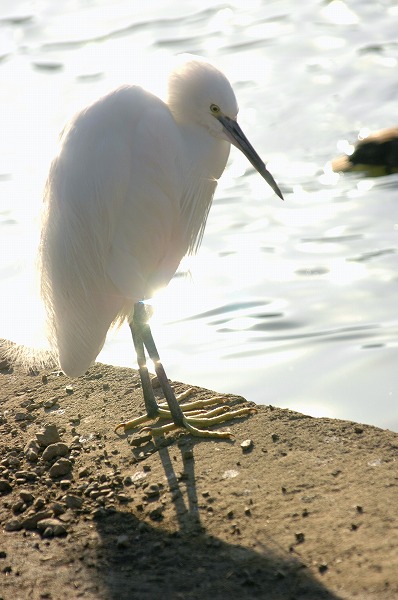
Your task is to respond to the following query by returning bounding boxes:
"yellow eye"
[210,104,220,114]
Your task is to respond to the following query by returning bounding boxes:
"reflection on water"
[0,0,397,431]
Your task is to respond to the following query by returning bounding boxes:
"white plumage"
[39,57,282,437]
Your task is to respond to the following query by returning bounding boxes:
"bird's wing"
[103,88,186,302]
[40,86,181,375]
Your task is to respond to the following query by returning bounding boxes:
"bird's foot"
[115,388,256,442]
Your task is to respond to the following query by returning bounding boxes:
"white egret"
[40,57,283,440]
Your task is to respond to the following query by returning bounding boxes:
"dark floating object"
[332,127,398,176]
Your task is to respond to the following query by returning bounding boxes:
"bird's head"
[168,57,283,199]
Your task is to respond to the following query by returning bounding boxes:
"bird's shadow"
[92,436,343,600]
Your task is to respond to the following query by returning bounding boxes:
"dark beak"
[218,115,283,200]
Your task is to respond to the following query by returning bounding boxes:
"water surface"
[1,0,397,430]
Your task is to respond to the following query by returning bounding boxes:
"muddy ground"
[0,352,397,599]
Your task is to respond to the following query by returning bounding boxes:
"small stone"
[319,563,328,574]
[43,398,58,409]
[295,532,305,544]
[42,443,69,462]
[78,467,90,478]
[240,439,254,452]
[0,358,10,370]
[15,412,29,422]
[149,507,163,521]
[271,433,279,442]
[34,497,46,510]
[25,438,41,456]
[52,502,66,516]
[227,510,234,520]
[92,507,107,520]
[4,518,23,532]
[355,505,363,514]
[42,527,54,538]
[49,458,72,478]
[0,479,12,494]
[22,510,53,530]
[65,385,74,394]
[41,374,48,384]
[146,484,160,498]
[60,480,71,490]
[115,493,132,503]
[244,506,252,516]
[354,426,364,434]
[36,518,67,536]
[15,470,37,482]
[19,491,34,504]
[65,494,83,509]
[12,500,26,514]
[36,425,61,448]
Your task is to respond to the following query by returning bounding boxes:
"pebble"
[49,458,72,478]
[19,491,34,504]
[149,507,163,521]
[92,507,107,519]
[42,443,69,462]
[36,425,61,448]
[295,532,305,544]
[319,563,328,574]
[65,495,83,509]
[78,467,90,478]
[12,500,25,514]
[240,439,254,452]
[22,510,53,530]
[0,479,12,494]
[52,502,66,516]
[24,439,40,463]
[15,412,30,422]
[36,518,67,536]
[146,484,160,498]
[15,470,37,482]
[43,398,58,409]
[34,497,46,510]
[4,518,23,532]
[115,493,132,503]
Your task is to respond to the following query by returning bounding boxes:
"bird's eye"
[210,104,220,114]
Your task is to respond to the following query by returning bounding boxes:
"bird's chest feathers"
[179,129,229,254]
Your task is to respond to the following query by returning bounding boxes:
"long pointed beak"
[218,115,283,200]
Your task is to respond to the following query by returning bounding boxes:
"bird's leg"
[133,301,185,427]
[129,307,160,420]
[115,301,256,439]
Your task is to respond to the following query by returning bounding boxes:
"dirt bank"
[0,355,397,599]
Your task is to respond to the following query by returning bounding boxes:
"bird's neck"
[180,122,230,181]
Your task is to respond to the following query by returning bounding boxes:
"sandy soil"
[0,349,397,600]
